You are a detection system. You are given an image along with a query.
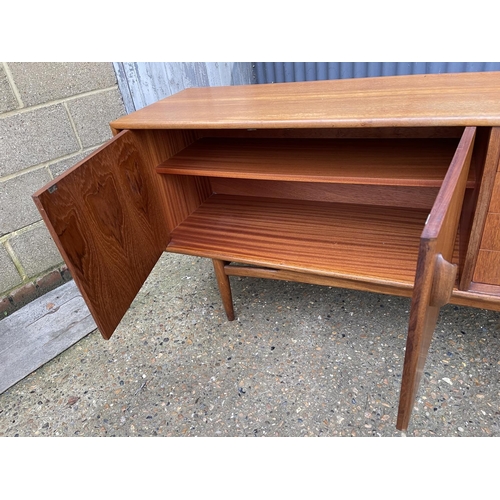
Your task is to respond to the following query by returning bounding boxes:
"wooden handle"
[429,254,457,308]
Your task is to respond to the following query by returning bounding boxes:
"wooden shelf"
[34,70,500,433]
[157,137,474,187]
[167,194,429,287]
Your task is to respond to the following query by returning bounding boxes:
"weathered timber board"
[0,281,96,394]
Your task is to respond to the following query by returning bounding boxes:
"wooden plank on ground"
[0,280,96,394]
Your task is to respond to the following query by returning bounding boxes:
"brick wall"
[0,62,126,314]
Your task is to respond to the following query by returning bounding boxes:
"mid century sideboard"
[33,72,500,431]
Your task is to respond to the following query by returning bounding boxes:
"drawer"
[472,167,500,285]
[489,172,500,213]
[480,213,500,251]
[474,250,500,285]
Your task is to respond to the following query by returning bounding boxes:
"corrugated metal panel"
[113,62,254,113]
[252,62,500,84]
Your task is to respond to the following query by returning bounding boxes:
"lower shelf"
[167,194,429,288]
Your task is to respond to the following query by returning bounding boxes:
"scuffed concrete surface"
[1,253,499,437]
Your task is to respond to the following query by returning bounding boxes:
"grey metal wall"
[113,62,254,113]
[252,62,500,84]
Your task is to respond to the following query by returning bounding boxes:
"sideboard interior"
[32,73,500,431]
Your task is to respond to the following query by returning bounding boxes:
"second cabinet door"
[397,126,476,430]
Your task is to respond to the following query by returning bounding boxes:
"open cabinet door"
[33,130,170,340]
[397,127,476,431]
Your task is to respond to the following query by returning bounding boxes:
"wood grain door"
[397,127,477,431]
[33,130,171,340]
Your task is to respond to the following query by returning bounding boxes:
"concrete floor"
[1,252,499,437]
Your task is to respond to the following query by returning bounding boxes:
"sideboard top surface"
[111,71,500,131]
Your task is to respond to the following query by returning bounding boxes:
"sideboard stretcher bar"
[33,72,500,431]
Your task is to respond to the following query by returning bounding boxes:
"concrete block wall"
[0,62,126,315]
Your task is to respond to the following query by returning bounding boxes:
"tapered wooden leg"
[212,259,235,321]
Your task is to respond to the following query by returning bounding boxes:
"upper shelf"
[157,137,475,187]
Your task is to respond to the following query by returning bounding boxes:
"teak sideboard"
[33,72,500,431]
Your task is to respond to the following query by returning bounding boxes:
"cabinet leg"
[212,259,235,321]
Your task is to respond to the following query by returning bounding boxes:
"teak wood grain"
[397,127,475,431]
[490,173,500,212]
[32,130,196,340]
[135,129,211,232]
[167,194,429,287]
[451,288,500,310]
[210,177,441,210]
[32,73,500,433]
[225,264,413,298]
[460,127,500,289]
[455,128,490,286]
[474,251,500,285]
[110,72,500,130]
[157,137,469,187]
[201,127,464,140]
[212,259,235,321]
[223,263,500,312]
[481,213,500,250]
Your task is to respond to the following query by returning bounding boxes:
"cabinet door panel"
[33,130,170,340]
[397,127,476,430]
